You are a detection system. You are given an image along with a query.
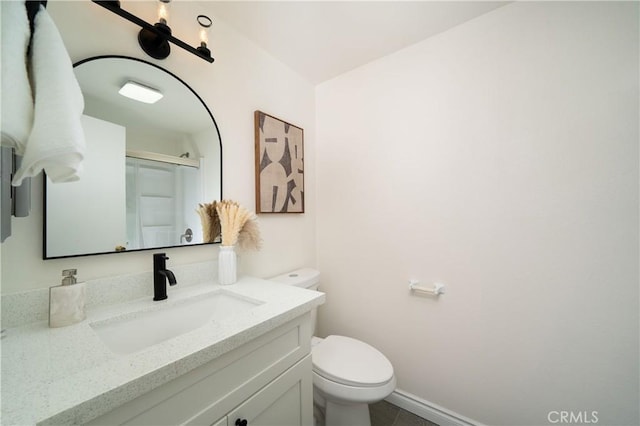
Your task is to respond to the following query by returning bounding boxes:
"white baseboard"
[385,389,484,426]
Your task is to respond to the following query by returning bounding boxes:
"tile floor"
[369,400,439,426]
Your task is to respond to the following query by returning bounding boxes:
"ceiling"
[205,1,509,84]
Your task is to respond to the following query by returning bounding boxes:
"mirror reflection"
[45,55,222,258]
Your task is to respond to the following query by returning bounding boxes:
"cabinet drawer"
[88,314,311,425]
[227,355,313,426]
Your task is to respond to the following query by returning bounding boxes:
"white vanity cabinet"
[88,314,313,426]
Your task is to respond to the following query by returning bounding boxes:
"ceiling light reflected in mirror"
[118,81,163,104]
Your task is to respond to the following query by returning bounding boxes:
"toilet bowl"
[270,269,396,426]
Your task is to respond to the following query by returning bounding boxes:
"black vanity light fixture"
[92,0,214,63]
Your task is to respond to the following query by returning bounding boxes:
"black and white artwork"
[254,111,304,213]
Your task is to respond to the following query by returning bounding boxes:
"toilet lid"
[312,335,394,387]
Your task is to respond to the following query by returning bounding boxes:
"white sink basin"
[90,290,263,355]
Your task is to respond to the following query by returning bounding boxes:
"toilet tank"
[270,268,321,332]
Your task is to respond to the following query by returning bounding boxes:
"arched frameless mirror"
[44,55,222,259]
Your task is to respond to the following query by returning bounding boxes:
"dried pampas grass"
[216,200,261,250]
[196,201,221,243]
[237,213,262,251]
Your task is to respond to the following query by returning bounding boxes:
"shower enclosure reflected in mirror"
[44,55,222,259]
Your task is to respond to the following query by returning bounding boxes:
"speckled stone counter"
[1,270,324,425]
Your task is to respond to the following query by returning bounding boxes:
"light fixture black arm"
[92,0,214,63]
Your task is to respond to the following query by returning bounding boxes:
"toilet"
[270,268,396,426]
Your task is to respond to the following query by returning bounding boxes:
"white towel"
[12,5,85,186]
[1,0,34,154]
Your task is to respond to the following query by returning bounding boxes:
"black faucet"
[153,253,177,301]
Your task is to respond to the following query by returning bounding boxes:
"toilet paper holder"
[408,280,446,296]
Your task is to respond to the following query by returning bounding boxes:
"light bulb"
[157,0,171,25]
[199,28,208,45]
[197,15,212,47]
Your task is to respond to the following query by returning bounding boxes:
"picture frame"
[254,111,305,213]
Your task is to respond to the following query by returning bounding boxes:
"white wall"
[316,2,638,426]
[1,0,316,293]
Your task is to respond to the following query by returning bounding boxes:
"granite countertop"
[1,276,325,425]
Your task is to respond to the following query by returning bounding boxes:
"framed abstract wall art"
[254,111,304,213]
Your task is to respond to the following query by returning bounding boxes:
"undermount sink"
[90,290,263,355]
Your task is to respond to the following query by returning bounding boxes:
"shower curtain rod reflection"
[126,150,200,168]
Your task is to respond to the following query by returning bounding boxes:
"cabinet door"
[211,418,227,426]
[228,355,313,426]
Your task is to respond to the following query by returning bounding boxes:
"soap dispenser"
[49,269,86,328]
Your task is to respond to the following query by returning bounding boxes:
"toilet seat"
[312,335,394,387]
